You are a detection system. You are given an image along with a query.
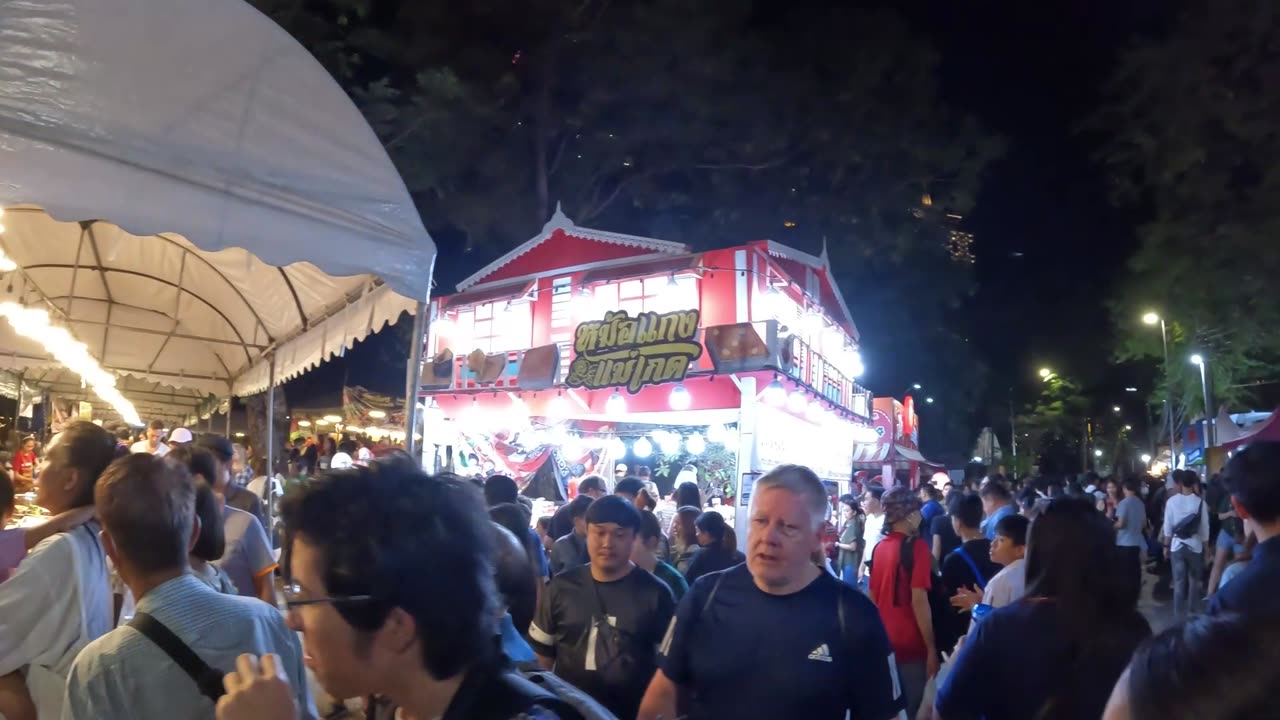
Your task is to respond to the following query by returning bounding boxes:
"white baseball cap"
[168,428,194,444]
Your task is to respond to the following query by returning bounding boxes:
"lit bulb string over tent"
[0,0,438,464]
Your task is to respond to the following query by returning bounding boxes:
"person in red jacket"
[869,486,937,718]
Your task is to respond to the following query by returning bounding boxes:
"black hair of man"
[980,480,1012,502]
[190,475,227,562]
[280,456,501,680]
[953,493,985,530]
[614,476,645,500]
[865,483,886,502]
[97,453,196,574]
[1177,469,1201,490]
[195,433,235,463]
[584,494,641,531]
[483,474,519,508]
[567,494,595,520]
[637,466,652,478]
[337,439,358,455]
[637,510,663,542]
[115,427,134,442]
[994,513,1030,546]
[1223,442,1280,524]
[166,444,221,490]
[1123,476,1142,495]
[148,419,165,431]
[577,474,606,496]
[50,421,118,508]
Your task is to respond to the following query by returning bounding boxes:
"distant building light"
[783,221,797,228]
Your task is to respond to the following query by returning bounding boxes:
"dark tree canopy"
[1096,0,1280,419]
[252,0,1002,457]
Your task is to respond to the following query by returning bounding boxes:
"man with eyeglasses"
[216,457,570,720]
[62,453,314,720]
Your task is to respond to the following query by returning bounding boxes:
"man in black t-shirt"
[939,493,1002,653]
[530,495,675,719]
[639,464,904,720]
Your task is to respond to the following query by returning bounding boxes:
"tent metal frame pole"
[402,300,429,459]
[14,371,23,437]
[225,402,232,436]
[265,353,276,549]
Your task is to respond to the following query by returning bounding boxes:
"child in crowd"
[951,513,1030,633]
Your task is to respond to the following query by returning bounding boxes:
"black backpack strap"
[129,612,226,702]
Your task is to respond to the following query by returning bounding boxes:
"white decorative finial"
[542,202,574,234]
[819,236,830,264]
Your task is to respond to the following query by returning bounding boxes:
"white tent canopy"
[0,0,435,411]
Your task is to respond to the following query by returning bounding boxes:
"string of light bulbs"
[0,209,143,426]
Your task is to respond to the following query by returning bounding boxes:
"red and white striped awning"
[851,443,943,470]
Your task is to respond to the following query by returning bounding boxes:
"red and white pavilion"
[418,207,878,546]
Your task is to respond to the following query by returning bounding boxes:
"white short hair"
[755,464,828,529]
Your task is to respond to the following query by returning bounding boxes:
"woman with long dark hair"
[1104,613,1280,720]
[934,496,1151,720]
[683,510,744,583]
[671,505,702,575]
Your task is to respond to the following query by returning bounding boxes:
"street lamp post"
[1144,312,1179,466]
[1191,354,1214,447]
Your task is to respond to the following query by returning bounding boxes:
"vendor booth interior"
[420,208,879,548]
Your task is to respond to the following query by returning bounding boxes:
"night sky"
[900,0,1175,436]
[292,1,1181,456]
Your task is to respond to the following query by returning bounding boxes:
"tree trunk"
[246,385,290,476]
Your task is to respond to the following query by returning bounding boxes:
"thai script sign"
[566,309,703,393]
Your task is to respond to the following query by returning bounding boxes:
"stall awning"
[1221,408,1280,450]
[579,253,702,285]
[442,280,536,311]
[851,443,943,470]
[0,0,436,403]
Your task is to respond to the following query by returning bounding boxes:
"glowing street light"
[1142,311,1177,461]
[1038,368,1052,379]
[1094,449,1103,458]
[925,397,935,404]
[1113,406,1121,414]
[1141,453,1152,464]
[1190,352,1213,445]
[1124,425,1132,431]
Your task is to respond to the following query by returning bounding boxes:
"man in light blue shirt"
[980,481,1016,540]
[62,453,315,720]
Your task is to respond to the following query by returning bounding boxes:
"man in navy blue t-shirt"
[638,465,905,720]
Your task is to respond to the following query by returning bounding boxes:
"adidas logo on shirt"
[807,643,833,663]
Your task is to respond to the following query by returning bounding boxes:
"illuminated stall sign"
[566,309,703,393]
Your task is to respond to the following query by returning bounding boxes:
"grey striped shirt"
[61,573,316,720]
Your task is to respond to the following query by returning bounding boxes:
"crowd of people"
[3,416,1280,719]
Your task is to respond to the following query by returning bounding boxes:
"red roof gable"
[476,230,664,286]
[759,241,859,341]
[458,205,688,290]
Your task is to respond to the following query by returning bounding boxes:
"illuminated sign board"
[566,309,703,393]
